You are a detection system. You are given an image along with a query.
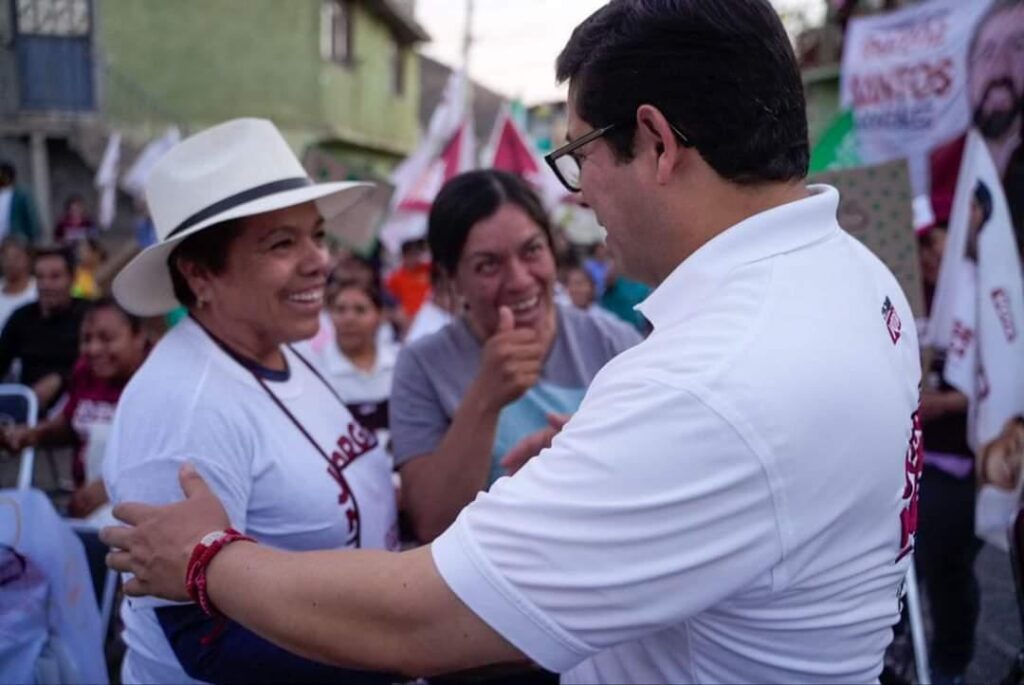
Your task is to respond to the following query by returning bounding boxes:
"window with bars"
[15,0,90,37]
[321,0,354,66]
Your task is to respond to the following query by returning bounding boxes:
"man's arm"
[103,465,525,678]
[205,544,523,677]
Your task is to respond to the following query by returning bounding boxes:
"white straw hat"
[113,118,378,316]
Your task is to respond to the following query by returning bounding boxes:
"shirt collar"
[637,184,841,328]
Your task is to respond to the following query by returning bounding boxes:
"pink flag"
[485,105,568,210]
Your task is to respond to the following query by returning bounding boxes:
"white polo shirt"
[431,185,922,684]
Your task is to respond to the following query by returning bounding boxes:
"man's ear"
[635,104,684,185]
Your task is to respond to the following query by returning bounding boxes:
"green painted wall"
[320,2,420,160]
[97,0,420,167]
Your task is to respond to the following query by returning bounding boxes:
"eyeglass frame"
[543,120,694,193]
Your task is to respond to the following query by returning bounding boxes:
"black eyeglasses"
[543,121,693,193]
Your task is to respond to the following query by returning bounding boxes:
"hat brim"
[114,181,378,316]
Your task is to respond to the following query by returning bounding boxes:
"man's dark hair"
[428,170,554,276]
[0,162,14,184]
[168,219,243,308]
[555,0,809,185]
[33,245,75,275]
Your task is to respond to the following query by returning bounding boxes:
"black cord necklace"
[190,315,364,548]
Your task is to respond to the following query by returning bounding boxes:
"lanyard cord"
[191,317,363,548]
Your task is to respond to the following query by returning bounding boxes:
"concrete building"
[0,0,428,241]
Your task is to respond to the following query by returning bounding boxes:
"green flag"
[810,109,861,173]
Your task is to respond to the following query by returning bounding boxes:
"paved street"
[969,543,1021,684]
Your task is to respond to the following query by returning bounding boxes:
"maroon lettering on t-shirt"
[324,420,380,548]
[897,409,924,562]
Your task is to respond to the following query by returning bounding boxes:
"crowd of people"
[1,1,1022,684]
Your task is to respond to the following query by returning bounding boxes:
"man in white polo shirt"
[102,1,922,682]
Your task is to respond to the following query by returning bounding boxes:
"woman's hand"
[69,479,109,518]
[499,413,571,476]
[101,463,231,600]
[472,307,544,413]
[0,424,35,453]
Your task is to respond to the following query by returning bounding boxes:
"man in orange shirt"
[386,238,432,320]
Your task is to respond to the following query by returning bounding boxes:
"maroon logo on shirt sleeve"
[882,297,902,345]
[897,409,924,563]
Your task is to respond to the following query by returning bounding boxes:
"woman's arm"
[399,381,502,543]
[399,310,544,542]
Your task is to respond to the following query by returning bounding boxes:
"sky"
[415,0,828,105]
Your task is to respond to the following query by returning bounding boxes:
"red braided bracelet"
[185,528,255,618]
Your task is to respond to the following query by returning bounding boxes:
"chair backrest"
[0,384,38,490]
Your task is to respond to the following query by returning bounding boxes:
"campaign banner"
[840,0,992,194]
[927,129,1024,547]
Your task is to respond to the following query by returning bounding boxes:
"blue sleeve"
[156,605,398,684]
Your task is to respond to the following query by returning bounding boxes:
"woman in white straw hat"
[102,118,399,684]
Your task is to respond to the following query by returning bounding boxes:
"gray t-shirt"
[392,303,642,484]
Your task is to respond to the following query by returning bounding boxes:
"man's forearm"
[403,389,501,542]
[204,543,521,677]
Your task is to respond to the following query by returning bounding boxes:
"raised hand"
[471,306,545,413]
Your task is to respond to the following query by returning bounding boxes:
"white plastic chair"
[0,383,38,490]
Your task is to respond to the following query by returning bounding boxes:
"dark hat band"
[167,176,313,238]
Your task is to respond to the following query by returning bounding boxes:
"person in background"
[133,200,158,250]
[54,194,97,245]
[0,162,40,244]
[386,237,432,322]
[561,260,625,327]
[0,298,147,518]
[71,238,106,300]
[915,217,982,685]
[403,264,455,345]
[0,246,87,408]
[598,255,651,332]
[0,236,37,332]
[392,170,641,545]
[583,241,610,298]
[310,279,399,447]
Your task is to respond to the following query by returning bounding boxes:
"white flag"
[94,132,121,230]
[928,129,1024,546]
[121,127,181,201]
[380,70,474,255]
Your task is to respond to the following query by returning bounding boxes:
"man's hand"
[499,413,570,476]
[980,417,1024,491]
[471,307,545,413]
[101,463,230,600]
